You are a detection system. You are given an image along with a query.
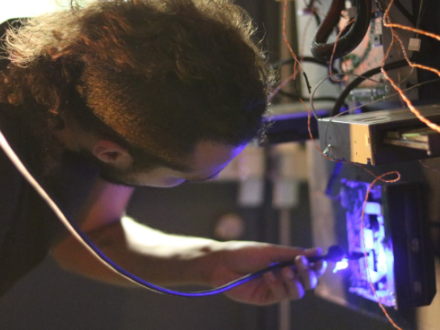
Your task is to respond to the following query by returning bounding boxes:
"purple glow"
[341,179,396,307]
[333,258,349,273]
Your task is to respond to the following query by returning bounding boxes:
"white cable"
[0,130,307,297]
[0,129,142,286]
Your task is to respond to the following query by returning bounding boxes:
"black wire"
[392,0,416,26]
[300,0,321,26]
[270,56,329,70]
[311,0,372,62]
[331,59,408,116]
[270,56,341,83]
[415,0,427,31]
[277,90,338,104]
[325,162,343,200]
[313,12,321,26]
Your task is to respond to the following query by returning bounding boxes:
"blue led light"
[333,258,349,273]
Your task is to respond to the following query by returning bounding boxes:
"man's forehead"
[188,141,245,171]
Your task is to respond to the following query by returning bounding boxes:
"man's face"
[99,141,246,187]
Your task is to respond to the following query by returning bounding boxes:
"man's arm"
[52,178,225,286]
[52,179,326,305]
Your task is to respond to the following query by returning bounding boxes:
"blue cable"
[0,127,344,298]
[72,219,299,297]
[70,218,345,297]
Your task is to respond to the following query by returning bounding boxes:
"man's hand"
[205,241,326,305]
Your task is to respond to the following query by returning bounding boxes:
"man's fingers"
[263,271,288,300]
[295,256,318,290]
[263,268,306,302]
[263,269,306,301]
[266,246,321,264]
[259,245,328,303]
[281,267,304,299]
[303,247,322,257]
[313,259,327,277]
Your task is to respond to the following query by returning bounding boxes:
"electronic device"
[317,104,440,165]
[339,180,436,308]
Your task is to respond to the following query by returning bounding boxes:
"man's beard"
[76,149,142,187]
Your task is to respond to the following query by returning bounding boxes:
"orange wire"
[387,18,440,77]
[301,67,405,330]
[302,98,399,193]
[383,0,440,43]
[282,0,305,80]
[271,0,309,102]
[329,18,355,82]
[333,1,440,327]
[298,1,440,328]
[269,73,296,101]
[381,0,440,134]
[387,22,440,42]
[359,171,403,330]
[302,98,344,162]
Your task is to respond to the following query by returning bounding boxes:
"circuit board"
[340,180,396,307]
[339,0,418,104]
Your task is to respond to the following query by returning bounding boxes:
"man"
[0,0,325,305]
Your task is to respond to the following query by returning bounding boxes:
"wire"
[359,171,402,330]
[325,162,343,199]
[310,71,439,123]
[310,72,385,119]
[299,15,316,59]
[391,0,416,26]
[329,18,355,82]
[336,78,440,116]
[281,4,407,326]
[282,0,305,80]
[270,0,315,100]
[331,59,408,116]
[270,56,341,103]
[305,0,321,26]
[315,78,440,151]
[0,128,311,298]
[381,0,440,134]
[301,96,404,329]
[383,8,440,42]
[271,56,330,70]
[419,159,440,174]
[277,90,338,103]
[415,0,426,32]
[295,1,440,328]
[311,0,372,62]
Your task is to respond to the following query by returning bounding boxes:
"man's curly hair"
[0,0,274,171]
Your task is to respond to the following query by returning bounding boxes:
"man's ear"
[92,140,133,170]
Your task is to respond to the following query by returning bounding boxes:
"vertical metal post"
[279,208,291,330]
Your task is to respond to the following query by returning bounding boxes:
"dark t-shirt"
[0,107,100,296]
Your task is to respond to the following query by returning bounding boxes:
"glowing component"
[365,202,381,215]
[341,180,396,307]
[363,229,374,250]
[333,258,349,273]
